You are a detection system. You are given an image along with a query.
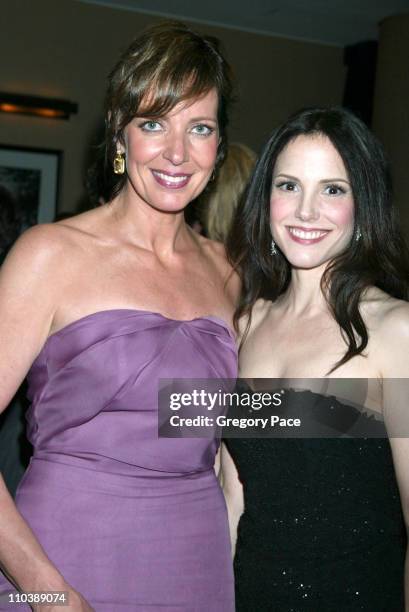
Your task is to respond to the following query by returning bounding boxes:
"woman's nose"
[163,131,188,165]
[295,192,320,222]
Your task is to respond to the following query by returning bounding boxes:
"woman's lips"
[151,170,191,189]
[287,226,330,245]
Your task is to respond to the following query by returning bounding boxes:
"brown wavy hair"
[227,107,409,372]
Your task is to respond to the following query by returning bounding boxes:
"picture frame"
[0,145,61,231]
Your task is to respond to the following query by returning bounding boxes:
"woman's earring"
[270,239,277,255]
[113,151,125,175]
[355,227,362,242]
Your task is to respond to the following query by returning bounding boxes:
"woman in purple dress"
[0,22,238,611]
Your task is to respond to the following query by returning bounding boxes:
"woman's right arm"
[377,303,409,611]
[220,442,244,558]
[0,226,94,610]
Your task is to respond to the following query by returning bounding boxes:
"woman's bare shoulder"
[362,287,409,331]
[200,235,241,294]
[362,287,409,376]
[237,298,271,338]
[10,207,104,255]
[200,234,229,265]
[378,296,409,338]
[55,206,109,239]
[0,211,103,300]
[4,222,76,270]
[251,298,272,324]
[0,224,80,352]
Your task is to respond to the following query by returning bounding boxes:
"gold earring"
[113,151,125,175]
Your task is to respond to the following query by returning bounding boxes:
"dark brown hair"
[227,107,409,372]
[101,21,233,201]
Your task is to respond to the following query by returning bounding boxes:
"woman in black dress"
[222,107,409,611]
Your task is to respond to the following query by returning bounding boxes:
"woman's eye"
[276,181,298,192]
[140,121,162,132]
[191,124,214,136]
[324,184,346,196]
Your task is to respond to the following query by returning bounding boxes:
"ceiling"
[79,0,409,46]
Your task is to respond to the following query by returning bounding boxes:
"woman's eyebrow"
[188,116,218,122]
[273,173,350,185]
[273,173,298,180]
[318,178,350,184]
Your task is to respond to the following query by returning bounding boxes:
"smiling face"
[270,134,355,270]
[120,88,219,213]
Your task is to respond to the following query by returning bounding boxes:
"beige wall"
[0,0,345,214]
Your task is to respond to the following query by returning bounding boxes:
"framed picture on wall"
[0,145,61,233]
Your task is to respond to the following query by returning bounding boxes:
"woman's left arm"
[389,436,409,612]
[219,442,244,558]
[380,303,409,611]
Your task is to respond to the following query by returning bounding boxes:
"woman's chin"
[281,251,331,271]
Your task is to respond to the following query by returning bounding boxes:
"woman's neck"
[106,186,194,256]
[278,264,329,317]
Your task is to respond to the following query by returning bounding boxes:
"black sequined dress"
[226,390,406,611]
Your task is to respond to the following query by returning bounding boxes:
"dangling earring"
[270,239,277,256]
[113,151,125,175]
[355,227,362,242]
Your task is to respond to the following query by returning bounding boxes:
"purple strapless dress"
[0,309,237,611]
